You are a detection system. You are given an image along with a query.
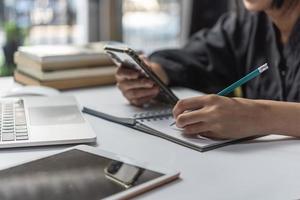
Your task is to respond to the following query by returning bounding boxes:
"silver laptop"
[0,96,96,148]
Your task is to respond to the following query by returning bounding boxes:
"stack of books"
[13,42,117,90]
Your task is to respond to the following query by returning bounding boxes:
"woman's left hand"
[173,95,268,139]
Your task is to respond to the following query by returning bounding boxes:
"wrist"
[252,100,283,135]
[236,98,274,136]
[150,62,170,85]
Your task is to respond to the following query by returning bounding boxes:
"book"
[15,43,114,71]
[16,64,116,81]
[82,104,257,152]
[14,69,116,90]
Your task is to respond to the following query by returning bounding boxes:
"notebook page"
[139,117,227,148]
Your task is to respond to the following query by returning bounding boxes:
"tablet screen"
[0,149,164,200]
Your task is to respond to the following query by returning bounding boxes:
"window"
[0,0,192,76]
[0,0,88,75]
[122,0,190,54]
[1,0,86,45]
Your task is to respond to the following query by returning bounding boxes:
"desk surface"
[0,77,300,200]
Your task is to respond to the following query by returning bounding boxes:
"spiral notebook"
[82,107,257,152]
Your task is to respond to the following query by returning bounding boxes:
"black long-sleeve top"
[149,11,300,102]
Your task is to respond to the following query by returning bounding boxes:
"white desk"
[0,77,300,200]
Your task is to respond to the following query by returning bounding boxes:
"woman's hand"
[115,58,169,106]
[173,95,269,139]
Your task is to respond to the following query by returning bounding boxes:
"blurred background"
[0,0,236,76]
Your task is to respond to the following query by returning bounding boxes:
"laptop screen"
[0,149,164,200]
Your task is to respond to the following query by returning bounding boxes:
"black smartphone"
[104,46,179,106]
[104,160,144,188]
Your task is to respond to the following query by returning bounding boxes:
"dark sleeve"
[149,12,250,94]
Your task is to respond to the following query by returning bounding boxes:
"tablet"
[104,46,179,106]
[0,145,179,200]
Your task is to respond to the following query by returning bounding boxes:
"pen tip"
[170,121,176,126]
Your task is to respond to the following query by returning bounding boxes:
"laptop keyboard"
[0,99,29,142]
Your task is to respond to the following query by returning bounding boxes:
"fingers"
[182,121,210,135]
[123,86,160,103]
[176,109,209,128]
[131,94,158,106]
[117,78,155,91]
[181,122,224,140]
[115,66,141,81]
[173,95,219,118]
[139,55,152,68]
[173,97,205,118]
[172,95,225,137]
[115,64,159,106]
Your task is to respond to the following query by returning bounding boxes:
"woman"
[115,0,300,139]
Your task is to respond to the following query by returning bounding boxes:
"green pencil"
[217,63,268,96]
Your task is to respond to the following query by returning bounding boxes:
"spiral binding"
[133,108,173,122]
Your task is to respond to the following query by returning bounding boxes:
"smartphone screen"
[0,149,163,200]
[106,51,146,75]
